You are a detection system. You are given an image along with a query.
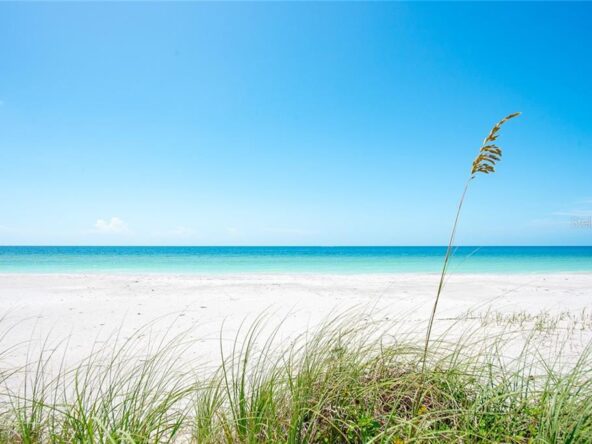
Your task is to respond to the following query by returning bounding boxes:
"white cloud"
[94,217,129,234]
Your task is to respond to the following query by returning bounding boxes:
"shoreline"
[2,270,592,276]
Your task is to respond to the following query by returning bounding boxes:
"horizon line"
[1,245,591,249]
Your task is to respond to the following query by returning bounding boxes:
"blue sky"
[0,2,591,246]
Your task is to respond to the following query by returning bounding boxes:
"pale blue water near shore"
[0,246,591,274]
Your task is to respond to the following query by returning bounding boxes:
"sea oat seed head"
[471,112,521,176]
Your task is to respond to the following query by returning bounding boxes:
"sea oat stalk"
[421,112,521,372]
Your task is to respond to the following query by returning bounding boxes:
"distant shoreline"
[2,271,592,276]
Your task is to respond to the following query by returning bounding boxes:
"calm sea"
[0,246,591,274]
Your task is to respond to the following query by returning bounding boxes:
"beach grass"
[423,112,521,370]
[1,313,592,443]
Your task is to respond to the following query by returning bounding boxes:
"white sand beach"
[1,273,591,370]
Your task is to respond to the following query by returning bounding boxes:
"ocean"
[0,246,591,274]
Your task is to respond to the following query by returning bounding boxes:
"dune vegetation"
[1,313,592,443]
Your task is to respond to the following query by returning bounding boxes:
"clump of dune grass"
[0,324,199,443]
[461,308,592,334]
[2,312,592,443]
[423,112,521,370]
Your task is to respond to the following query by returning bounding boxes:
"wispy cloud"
[552,199,592,218]
[528,217,570,228]
[530,199,592,228]
[94,217,129,234]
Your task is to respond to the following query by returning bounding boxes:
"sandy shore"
[1,272,591,371]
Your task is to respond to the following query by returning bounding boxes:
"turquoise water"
[0,246,591,274]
